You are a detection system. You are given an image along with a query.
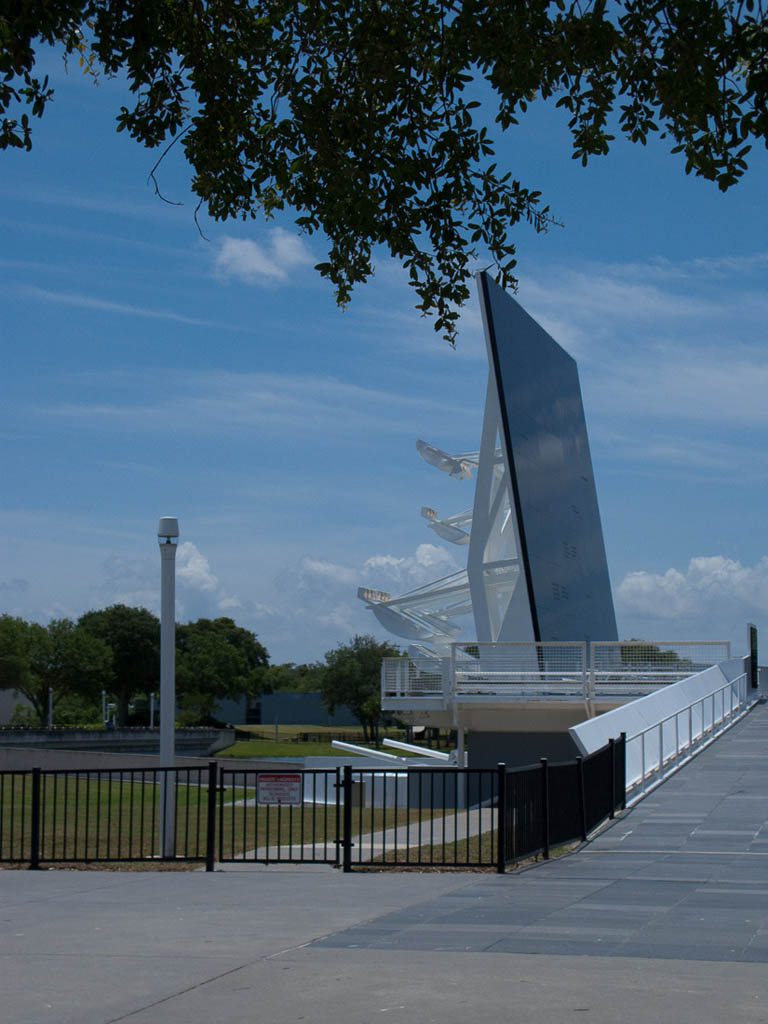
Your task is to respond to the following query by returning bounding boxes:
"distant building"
[214,691,359,727]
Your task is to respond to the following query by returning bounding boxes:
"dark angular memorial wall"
[478,271,617,644]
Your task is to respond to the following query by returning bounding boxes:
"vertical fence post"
[675,713,680,763]
[496,764,506,874]
[641,731,646,792]
[540,758,550,860]
[619,733,627,810]
[576,757,587,841]
[342,765,352,873]
[29,767,41,870]
[610,741,618,819]
[205,761,217,873]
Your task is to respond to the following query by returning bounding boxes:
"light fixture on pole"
[158,516,179,858]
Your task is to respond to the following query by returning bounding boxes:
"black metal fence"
[0,737,625,872]
[0,766,215,868]
[498,736,626,868]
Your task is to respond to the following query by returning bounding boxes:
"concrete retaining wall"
[0,727,233,757]
[0,746,302,772]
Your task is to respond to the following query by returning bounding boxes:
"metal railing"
[589,641,732,694]
[1,742,627,872]
[0,766,216,867]
[500,738,626,865]
[382,640,732,703]
[453,641,587,696]
[381,656,446,699]
[625,672,750,802]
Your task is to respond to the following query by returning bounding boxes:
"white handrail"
[625,673,752,803]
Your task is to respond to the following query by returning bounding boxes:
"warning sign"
[257,773,302,806]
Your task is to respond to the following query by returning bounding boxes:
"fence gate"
[217,768,342,865]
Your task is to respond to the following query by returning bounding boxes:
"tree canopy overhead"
[4,1,768,340]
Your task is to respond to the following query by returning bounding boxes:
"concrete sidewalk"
[4,704,768,1024]
[237,806,497,864]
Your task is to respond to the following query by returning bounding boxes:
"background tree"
[4,2,768,341]
[176,617,268,724]
[255,661,327,694]
[78,605,159,726]
[620,640,694,672]
[0,615,112,726]
[321,634,402,742]
[0,615,32,696]
[10,692,105,729]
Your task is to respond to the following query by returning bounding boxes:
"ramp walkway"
[317,700,768,960]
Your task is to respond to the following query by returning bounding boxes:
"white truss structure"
[358,373,534,655]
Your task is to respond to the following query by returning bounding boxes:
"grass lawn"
[233,724,399,739]
[374,828,497,867]
[219,803,435,862]
[219,739,355,758]
[0,773,263,863]
[220,724,452,759]
[372,832,580,870]
[1,773,238,862]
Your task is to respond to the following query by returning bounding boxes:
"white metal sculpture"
[358,372,533,655]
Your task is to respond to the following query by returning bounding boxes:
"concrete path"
[4,703,768,1024]
[236,806,497,864]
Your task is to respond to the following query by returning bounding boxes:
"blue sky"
[2,51,768,663]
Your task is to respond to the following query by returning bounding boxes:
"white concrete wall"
[570,656,750,789]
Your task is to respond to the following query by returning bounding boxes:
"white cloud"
[271,229,315,270]
[592,430,768,479]
[316,603,359,632]
[518,267,714,336]
[519,257,768,331]
[616,555,768,645]
[95,544,246,625]
[591,347,768,427]
[300,559,360,586]
[297,544,459,595]
[214,228,313,285]
[251,542,466,660]
[362,543,459,587]
[177,542,218,592]
[22,286,241,331]
[36,368,475,440]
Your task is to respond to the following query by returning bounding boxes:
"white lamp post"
[158,516,179,857]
